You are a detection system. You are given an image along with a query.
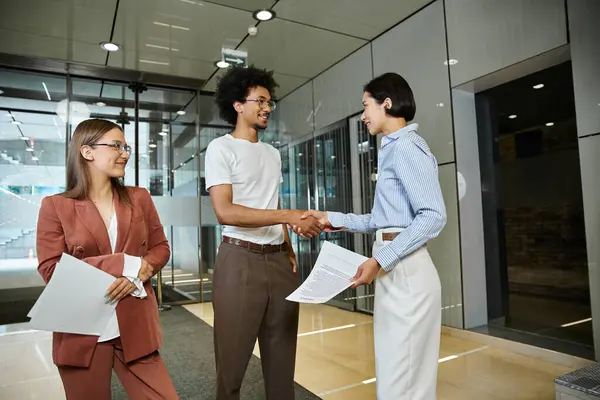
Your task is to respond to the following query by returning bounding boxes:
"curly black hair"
[214,65,279,126]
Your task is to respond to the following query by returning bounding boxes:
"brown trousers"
[57,338,178,400]
[212,242,300,400]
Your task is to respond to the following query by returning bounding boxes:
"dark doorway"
[475,61,593,359]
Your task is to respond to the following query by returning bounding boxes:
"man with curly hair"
[204,65,324,400]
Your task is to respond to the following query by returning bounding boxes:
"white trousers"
[373,229,442,400]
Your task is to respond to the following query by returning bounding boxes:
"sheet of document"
[286,241,368,304]
[28,253,117,335]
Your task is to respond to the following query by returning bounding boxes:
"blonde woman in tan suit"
[36,118,178,399]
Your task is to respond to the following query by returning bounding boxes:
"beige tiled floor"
[185,303,591,399]
[0,303,592,399]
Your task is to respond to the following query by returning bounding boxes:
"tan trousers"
[57,338,178,400]
[212,242,300,400]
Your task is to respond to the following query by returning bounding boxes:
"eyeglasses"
[91,142,132,154]
[246,98,276,111]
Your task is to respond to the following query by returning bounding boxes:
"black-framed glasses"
[246,98,276,110]
[91,142,132,154]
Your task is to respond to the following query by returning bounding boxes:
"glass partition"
[0,69,67,325]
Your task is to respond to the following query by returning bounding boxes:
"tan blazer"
[36,186,170,368]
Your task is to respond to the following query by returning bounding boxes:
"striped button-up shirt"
[328,123,447,272]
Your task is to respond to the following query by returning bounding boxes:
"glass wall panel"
[0,69,67,324]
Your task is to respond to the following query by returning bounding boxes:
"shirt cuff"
[373,244,400,272]
[327,212,346,230]
[123,254,147,299]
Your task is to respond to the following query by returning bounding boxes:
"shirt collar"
[381,123,419,148]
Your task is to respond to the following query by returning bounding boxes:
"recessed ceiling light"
[20,136,29,140]
[95,101,106,107]
[546,122,554,127]
[436,103,444,107]
[149,143,157,148]
[176,110,186,116]
[159,131,168,136]
[11,121,22,125]
[31,156,39,161]
[253,9,275,21]
[509,114,517,119]
[26,148,34,152]
[100,42,121,52]
[444,59,458,66]
[215,60,230,69]
[533,83,544,89]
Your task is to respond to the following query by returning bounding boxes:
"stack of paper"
[28,253,117,335]
[286,241,367,304]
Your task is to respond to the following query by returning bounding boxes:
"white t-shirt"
[204,134,284,245]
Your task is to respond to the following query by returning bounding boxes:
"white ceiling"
[0,0,432,97]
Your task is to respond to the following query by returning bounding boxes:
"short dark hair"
[214,65,279,125]
[363,73,416,121]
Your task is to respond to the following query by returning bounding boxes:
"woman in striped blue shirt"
[302,73,447,400]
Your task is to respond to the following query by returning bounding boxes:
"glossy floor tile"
[0,303,591,399]
[184,303,589,399]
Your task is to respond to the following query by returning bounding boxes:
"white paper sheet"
[27,253,117,335]
[286,241,368,304]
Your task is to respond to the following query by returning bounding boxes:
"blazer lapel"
[114,193,131,254]
[75,200,112,255]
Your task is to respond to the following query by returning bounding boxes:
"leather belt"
[222,236,287,254]
[381,232,400,241]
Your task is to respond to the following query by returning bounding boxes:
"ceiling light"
[159,131,168,136]
[139,59,170,66]
[253,9,275,21]
[546,122,554,127]
[509,114,517,119]
[95,101,106,107]
[176,110,186,116]
[31,156,39,161]
[215,60,230,69]
[533,83,544,89]
[26,148,34,152]
[0,90,3,95]
[20,136,29,140]
[11,121,22,125]
[100,42,121,52]
[444,59,458,66]
[149,143,157,148]
[436,103,444,107]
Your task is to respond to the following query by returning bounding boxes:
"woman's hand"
[138,258,154,282]
[106,277,136,302]
[350,258,381,288]
[301,210,330,227]
[293,210,333,236]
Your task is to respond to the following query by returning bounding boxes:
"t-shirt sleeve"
[204,141,232,189]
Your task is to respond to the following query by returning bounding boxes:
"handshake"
[287,210,333,238]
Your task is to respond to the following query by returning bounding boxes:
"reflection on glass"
[0,69,67,324]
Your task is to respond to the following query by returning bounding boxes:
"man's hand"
[290,254,298,273]
[287,210,324,238]
[294,210,337,236]
[300,210,331,229]
[138,258,154,282]
[106,277,136,302]
[351,258,381,288]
